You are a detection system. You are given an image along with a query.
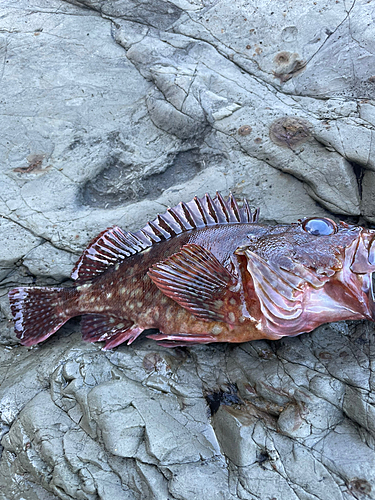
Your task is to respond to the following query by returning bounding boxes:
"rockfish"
[8,193,375,349]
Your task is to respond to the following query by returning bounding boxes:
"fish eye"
[302,218,337,236]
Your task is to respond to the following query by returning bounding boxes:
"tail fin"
[8,287,73,346]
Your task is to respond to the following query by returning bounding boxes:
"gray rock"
[362,169,375,223]
[1,0,375,499]
[22,243,78,281]
[0,218,42,281]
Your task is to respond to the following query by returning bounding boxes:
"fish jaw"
[298,233,375,332]
[239,229,375,339]
[292,230,375,332]
[341,229,375,320]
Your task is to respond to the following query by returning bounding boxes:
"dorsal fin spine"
[205,193,218,223]
[156,215,177,237]
[148,220,169,240]
[137,230,154,246]
[216,192,230,222]
[167,207,186,231]
[187,198,205,227]
[124,232,144,250]
[160,213,182,234]
[228,193,241,222]
[194,196,208,225]
[143,224,162,242]
[252,207,260,223]
[180,202,196,229]
[71,193,259,282]
[242,199,252,222]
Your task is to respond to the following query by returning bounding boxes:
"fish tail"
[8,286,76,346]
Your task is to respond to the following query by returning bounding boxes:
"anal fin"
[103,325,143,350]
[81,315,142,349]
[148,244,237,322]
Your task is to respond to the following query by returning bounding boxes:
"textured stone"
[1,0,375,499]
[362,169,375,223]
[22,243,78,281]
[0,219,42,281]
[211,405,260,467]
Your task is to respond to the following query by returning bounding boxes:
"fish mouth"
[369,235,375,312]
[350,230,375,273]
[348,230,375,319]
[370,235,375,267]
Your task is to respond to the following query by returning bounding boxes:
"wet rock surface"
[1,0,375,499]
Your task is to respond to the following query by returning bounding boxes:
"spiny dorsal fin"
[133,192,259,237]
[71,225,149,281]
[71,192,259,282]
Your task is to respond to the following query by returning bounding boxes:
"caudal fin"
[8,287,73,346]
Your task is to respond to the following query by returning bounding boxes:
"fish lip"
[344,230,375,320]
[362,232,375,320]
[370,235,375,316]
[369,233,375,266]
[350,230,375,274]
[367,273,375,321]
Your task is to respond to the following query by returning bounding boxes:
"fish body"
[8,193,375,349]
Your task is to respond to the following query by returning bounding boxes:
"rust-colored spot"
[339,350,349,358]
[269,116,312,148]
[13,153,50,174]
[274,51,290,65]
[246,44,251,49]
[238,125,252,136]
[318,351,332,360]
[254,137,262,143]
[273,51,306,82]
[349,478,372,496]
[368,75,375,83]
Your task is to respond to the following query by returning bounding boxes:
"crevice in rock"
[349,160,365,199]
[79,148,206,208]
[205,384,242,416]
[64,0,183,31]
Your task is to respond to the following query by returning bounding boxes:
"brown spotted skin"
[8,193,375,349]
[74,224,268,343]
[73,224,261,342]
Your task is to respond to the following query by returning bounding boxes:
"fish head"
[235,217,375,337]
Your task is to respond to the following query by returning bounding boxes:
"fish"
[8,192,375,350]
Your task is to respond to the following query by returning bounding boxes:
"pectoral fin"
[148,244,237,322]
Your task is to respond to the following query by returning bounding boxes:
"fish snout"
[346,230,375,320]
[369,233,375,267]
[368,234,375,320]
[350,230,375,274]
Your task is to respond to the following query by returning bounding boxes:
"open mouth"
[369,234,375,302]
[349,230,375,319]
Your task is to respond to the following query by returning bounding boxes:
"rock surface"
[1,0,375,499]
